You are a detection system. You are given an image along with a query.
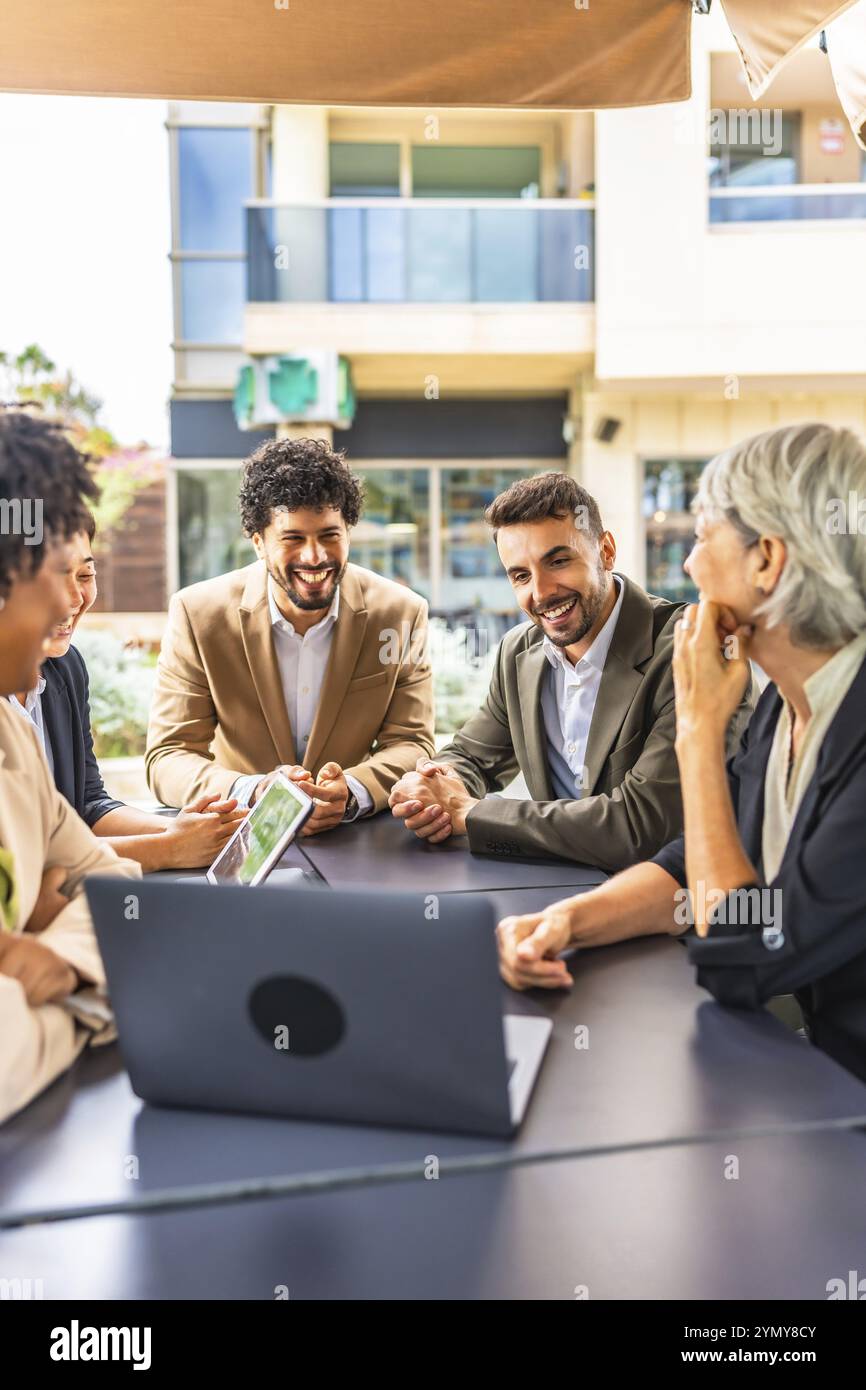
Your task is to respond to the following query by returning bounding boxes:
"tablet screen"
[208,776,312,886]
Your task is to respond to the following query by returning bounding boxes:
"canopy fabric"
[0,0,692,109]
[720,0,859,98]
[3,0,862,150]
[828,3,866,149]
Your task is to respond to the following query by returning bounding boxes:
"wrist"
[160,825,184,869]
[675,721,726,758]
[561,896,588,947]
[451,798,479,836]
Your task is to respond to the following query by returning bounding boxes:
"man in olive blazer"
[390,473,754,871]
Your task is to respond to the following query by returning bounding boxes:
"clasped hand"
[389,757,478,843]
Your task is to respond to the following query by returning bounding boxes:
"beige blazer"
[0,702,141,1125]
[146,561,435,810]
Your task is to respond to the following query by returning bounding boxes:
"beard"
[534,568,610,649]
[267,558,346,611]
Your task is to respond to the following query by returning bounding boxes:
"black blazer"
[41,646,125,829]
[654,653,866,1084]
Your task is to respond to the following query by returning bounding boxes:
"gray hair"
[695,423,866,648]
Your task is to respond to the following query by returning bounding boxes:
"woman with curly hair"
[0,410,141,1122]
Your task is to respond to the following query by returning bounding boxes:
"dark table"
[3,1129,865,1299]
[3,926,865,1221]
[290,809,607,893]
[4,814,866,1301]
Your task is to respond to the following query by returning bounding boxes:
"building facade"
[164,9,866,627]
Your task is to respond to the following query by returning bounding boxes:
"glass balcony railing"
[246,198,594,303]
[710,184,866,224]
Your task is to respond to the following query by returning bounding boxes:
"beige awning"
[828,3,866,149]
[720,0,859,98]
[3,0,863,146]
[1,0,692,109]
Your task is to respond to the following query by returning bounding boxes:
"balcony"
[243,198,596,389]
[710,184,866,225]
[246,198,594,304]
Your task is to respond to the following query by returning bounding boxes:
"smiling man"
[390,472,754,870]
[146,438,434,832]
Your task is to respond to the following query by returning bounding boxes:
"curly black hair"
[238,436,364,537]
[0,408,99,599]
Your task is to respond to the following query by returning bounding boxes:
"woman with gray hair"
[496,422,866,1083]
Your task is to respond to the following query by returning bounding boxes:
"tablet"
[207,772,315,886]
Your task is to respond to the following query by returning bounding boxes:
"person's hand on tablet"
[290,762,350,836]
[264,763,350,836]
[164,794,246,869]
[250,766,300,806]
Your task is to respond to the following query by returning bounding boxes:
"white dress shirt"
[540,576,624,801]
[231,578,372,818]
[6,678,54,775]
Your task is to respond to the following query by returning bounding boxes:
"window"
[248,139,591,303]
[175,461,550,620]
[440,467,543,611]
[179,262,247,345]
[178,127,254,251]
[709,113,800,188]
[411,146,540,198]
[174,125,257,343]
[329,143,401,197]
[177,468,252,588]
[643,459,704,604]
[351,469,431,596]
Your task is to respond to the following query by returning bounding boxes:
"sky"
[0,94,173,450]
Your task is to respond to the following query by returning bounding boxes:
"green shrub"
[430,618,498,735]
[73,631,157,759]
[74,616,497,756]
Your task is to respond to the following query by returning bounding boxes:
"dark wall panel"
[337,398,568,458]
[170,399,275,459]
[171,396,568,462]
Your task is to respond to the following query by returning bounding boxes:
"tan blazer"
[146,561,435,810]
[0,702,141,1125]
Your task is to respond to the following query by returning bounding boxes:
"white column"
[270,106,330,300]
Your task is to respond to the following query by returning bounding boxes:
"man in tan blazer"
[147,437,434,830]
[390,473,755,871]
[0,408,141,1125]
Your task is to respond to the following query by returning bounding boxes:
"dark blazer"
[654,653,866,1084]
[40,647,125,829]
[438,576,756,871]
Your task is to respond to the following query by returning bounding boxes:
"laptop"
[86,878,551,1138]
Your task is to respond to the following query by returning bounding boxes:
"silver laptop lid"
[87,877,515,1138]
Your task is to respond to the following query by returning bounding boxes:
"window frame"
[169,121,269,349]
[168,456,557,606]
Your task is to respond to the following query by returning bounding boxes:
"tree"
[0,344,164,539]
